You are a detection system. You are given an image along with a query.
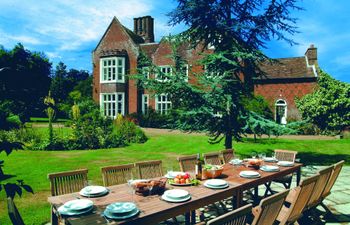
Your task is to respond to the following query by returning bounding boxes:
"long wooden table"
[48,162,302,225]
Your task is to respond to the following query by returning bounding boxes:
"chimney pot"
[133,16,154,43]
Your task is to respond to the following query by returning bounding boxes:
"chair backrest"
[251,190,289,225]
[135,160,163,179]
[48,169,88,196]
[203,152,222,165]
[322,160,345,199]
[274,149,297,162]
[177,154,197,172]
[285,174,319,223]
[101,163,134,186]
[207,204,252,225]
[306,165,333,209]
[221,149,234,164]
[7,197,25,225]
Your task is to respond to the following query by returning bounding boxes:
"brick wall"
[254,79,317,121]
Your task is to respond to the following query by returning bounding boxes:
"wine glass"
[127,175,135,203]
[84,180,93,198]
[251,152,257,159]
[211,168,216,179]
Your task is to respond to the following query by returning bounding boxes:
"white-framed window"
[100,57,125,83]
[156,66,172,82]
[182,64,189,82]
[155,94,171,114]
[100,92,125,118]
[141,94,149,114]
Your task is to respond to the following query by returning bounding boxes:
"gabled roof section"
[93,17,144,52]
[139,43,160,58]
[257,56,316,80]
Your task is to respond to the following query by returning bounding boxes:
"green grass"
[29,117,69,123]
[0,130,349,224]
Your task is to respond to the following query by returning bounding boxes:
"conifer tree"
[137,0,301,149]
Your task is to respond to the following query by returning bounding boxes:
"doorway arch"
[275,99,287,124]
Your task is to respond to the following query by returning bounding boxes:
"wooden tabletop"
[48,162,302,225]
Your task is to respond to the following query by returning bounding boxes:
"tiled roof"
[123,26,144,44]
[139,43,160,58]
[258,57,316,79]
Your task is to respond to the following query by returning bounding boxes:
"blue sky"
[0,0,349,82]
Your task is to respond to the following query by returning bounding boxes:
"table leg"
[190,210,196,224]
[296,167,301,186]
[232,189,243,208]
[254,186,259,205]
[185,212,191,225]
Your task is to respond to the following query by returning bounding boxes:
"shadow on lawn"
[298,152,350,166]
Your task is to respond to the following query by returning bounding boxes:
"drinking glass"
[251,152,257,159]
[211,169,216,179]
[127,175,135,203]
[166,166,173,177]
[84,180,93,198]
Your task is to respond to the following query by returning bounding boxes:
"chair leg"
[51,206,59,225]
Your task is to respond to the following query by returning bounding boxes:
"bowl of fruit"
[168,172,198,186]
[247,159,262,170]
[203,165,224,179]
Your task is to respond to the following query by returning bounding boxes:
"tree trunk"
[225,132,233,149]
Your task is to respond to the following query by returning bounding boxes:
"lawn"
[0,130,349,224]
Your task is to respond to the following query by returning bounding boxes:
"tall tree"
[138,0,301,149]
[0,44,51,121]
[50,62,68,103]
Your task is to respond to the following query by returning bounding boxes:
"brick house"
[92,16,318,124]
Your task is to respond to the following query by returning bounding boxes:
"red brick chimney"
[305,44,317,66]
[133,16,155,43]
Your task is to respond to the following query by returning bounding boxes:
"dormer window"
[100,57,125,83]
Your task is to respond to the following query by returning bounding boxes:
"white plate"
[263,157,278,162]
[80,186,108,197]
[204,182,229,189]
[277,161,294,167]
[230,159,243,165]
[106,202,136,214]
[104,208,140,219]
[62,199,93,211]
[165,171,185,179]
[205,179,227,187]
[239,171,261,178]
[161,194,191,203]
[164,189,190,200]
[58,199,94,216]
[260,165,279,172]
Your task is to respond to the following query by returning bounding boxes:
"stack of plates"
[263,157,278,162]
[104,202,140,219]
[204,179,229,189]
[165,171,185,179]
[161,189,191,202]
[239,171,261,178]
[79,186,109,197]
[230,159,243,165]
[260,165,280,172]
[58,199,94,216]
[277,161,294,167]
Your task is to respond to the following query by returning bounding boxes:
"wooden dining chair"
[203,152,222,165]
[135,160,163,179]
[319,160,345,212]
[221,149,234,164]
[304,165,333,211]
[177,154,198,172]
[251,190,289,225]
[48,168,88,196]
[101,163,134,186]
[276,174,319,225]
[264,149,297,196]
[206,203,253,225]
[7,197,25,225]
